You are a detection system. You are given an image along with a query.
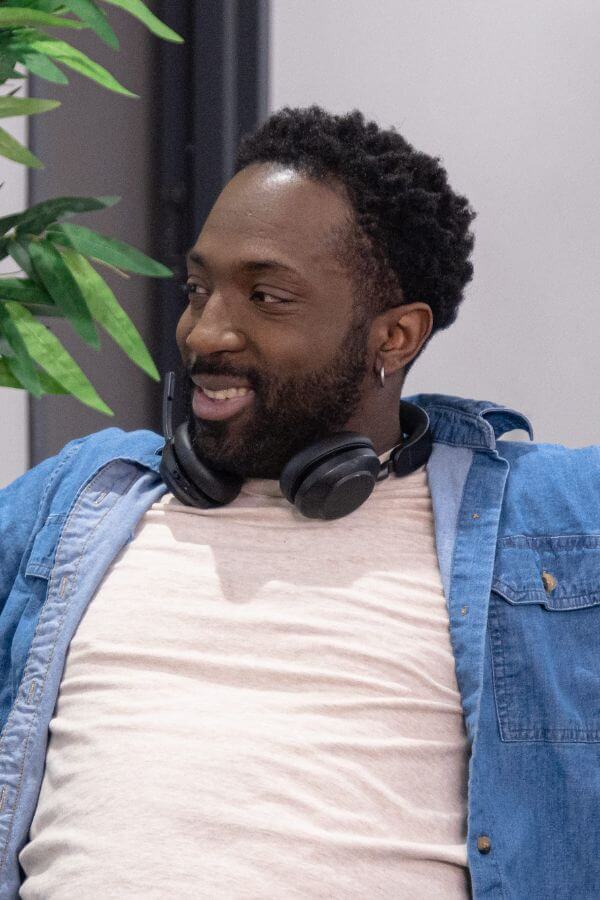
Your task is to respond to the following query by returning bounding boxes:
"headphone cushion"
[170,422,243,506]
[159,439,217,507]
[280,434,380,520]
[280,432,375,501]
[293,448,381,519]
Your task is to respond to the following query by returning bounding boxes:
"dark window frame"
[152,0,270,430]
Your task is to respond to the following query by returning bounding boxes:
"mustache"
[187,361,260,388]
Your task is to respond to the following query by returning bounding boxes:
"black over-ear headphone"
[158,371,433,520]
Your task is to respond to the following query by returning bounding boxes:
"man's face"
[175,163,375,479]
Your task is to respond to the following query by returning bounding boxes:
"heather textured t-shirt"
[20,455,471,899]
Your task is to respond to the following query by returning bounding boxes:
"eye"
[251,290,291,305]
[179,282,292,306]
[179,282,207,299]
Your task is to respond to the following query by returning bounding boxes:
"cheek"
[265,338,321,376]
[175,308,192,352]
[269,322,339,368]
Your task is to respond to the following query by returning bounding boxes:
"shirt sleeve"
[0,437,86,615]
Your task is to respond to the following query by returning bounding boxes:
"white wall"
[0,76,29,488]
[270,0,600,446]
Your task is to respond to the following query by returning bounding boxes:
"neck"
[342,392,403,455]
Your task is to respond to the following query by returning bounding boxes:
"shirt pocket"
[489,534,600,742]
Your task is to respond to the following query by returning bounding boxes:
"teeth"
[203,386,250,400]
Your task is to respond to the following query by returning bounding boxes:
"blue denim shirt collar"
[408,394,534,450]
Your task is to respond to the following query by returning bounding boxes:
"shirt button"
[477,835,492,854]
[542,570,557,592]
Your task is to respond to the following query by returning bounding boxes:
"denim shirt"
[0,393,599,899]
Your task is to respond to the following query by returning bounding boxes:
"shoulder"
[498,439,600,535]
[499,435,599,489]
[2,427,163,520]
[407,392,599,532]
[47,426,163,496]
[65,427,164,465]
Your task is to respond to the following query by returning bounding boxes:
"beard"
[176,314,372,480]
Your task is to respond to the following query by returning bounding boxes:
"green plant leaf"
[0,357,21,389]
[17,51,69,83]
[60,247,160,380]
[21,303,61,318]
[13,36,137,96]
[61,0,119,50]
[3,299,62,317]
[0,276,52,304]
[26,237,100,347]
[100,0,183,43]
[0,214,21,239]
[0,277,62,316]
[0,8,87,29]
[46,222,173,277]
[7,237,36,278]
[0,301,43,395]
[0,51,21,82]
[0,356,68,394]
[0,96,60,118]
[1,1,68,11]
[2,301,112,413]
[0,125,44,167]
[82,255,130,279]
[0,193,120,237]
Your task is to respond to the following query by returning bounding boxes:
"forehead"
[191,163,353,278]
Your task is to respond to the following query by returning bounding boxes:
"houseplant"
[0,0,183,415]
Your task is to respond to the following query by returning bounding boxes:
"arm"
[0,438,86,615]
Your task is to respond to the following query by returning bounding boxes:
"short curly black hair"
[235,105,476,370]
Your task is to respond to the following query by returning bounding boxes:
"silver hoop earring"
[379,364,385,388]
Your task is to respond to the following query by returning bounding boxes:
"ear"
[372,302,433,376]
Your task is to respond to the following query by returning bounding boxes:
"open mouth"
[192,385,256,421]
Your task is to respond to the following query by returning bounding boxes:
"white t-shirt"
[20,458,470,899]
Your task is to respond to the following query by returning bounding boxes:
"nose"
[184,292,246,357]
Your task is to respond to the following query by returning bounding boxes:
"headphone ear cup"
[162,421,243,508]
[280,434,380,520]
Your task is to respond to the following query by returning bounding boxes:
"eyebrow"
[185,247,303,279]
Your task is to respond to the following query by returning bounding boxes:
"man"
[0,106,598,899]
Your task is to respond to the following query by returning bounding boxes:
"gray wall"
[270,0,600,446]
[0,80,29,488]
